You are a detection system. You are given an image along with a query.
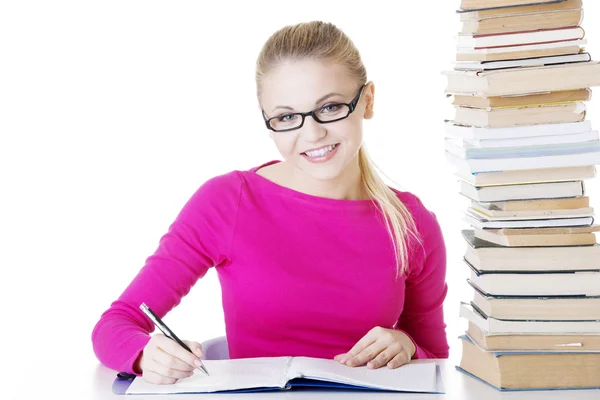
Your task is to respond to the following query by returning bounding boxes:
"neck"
[285,155,368,201]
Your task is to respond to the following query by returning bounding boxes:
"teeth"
[305,144,336,158]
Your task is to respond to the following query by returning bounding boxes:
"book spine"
[446,121,591,140]
[466,151,600,173]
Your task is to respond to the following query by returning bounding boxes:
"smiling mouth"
[301,143,340,156]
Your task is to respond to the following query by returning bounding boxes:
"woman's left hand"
[334,326,416,369]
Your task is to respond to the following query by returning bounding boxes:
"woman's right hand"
[134,334,205,384]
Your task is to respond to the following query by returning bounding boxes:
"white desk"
[87,358,599,400]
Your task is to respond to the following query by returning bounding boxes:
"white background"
[2,1,599,398]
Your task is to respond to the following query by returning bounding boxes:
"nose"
[300,115,327,142]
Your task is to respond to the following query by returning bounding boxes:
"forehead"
[260,59,355,111]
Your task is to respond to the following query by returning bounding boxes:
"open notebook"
[116,357,443,394]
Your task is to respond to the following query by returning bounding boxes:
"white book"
[456,39,587,56]
[445,135,600,159]
[456,27,584,49]
[464,212,593,229]
[446,149,600,174]
[459,302,600,334]
[460,180,584,202]
[454,53,591,71]
[466,262,600,296]
[124,356,442,394]
[464,131,600,148]
[444,120,591,140]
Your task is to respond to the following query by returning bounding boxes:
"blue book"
[446,137,600,160]
[112,356,444,395]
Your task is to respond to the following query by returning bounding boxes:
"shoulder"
[195,170,244,196]
[388,188,445,274]
[180,170,244,217]
[388,187,438,230]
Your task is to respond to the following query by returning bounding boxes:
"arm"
[91,173,242,375]
[395,197,449,359]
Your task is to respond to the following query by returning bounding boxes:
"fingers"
[153,347,195,373]
[148,358,195,380]
[338,329,379,365]
[139,335,205,384]
[386,351,411,369]
[142,369,180,385]
[337,327,413,369]
[183,340,204,359]
[345,341,387,367]
[157,336,203,370]
[366,343,406,369]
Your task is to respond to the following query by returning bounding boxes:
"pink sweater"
[92,160,449,375]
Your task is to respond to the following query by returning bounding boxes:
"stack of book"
[443,0,600,391]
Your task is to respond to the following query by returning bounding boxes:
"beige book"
[471,289,600,320]
[456,44,583,62]
[461,0,573,10]
[478,196,590,211]
[470,204,594,219]
[457,166,597,187]
[487,224,600,234]
[461,9,583,35]
[463,229,600,271]
[444,62,600,97]
[459,0,582,19]
[453,102,585,127]
[467,322,600,352]
[459,180,585,203]
[452,88,591,108]
[458,336,600,390]
[473,227,596,246]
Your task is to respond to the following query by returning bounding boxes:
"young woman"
[92,20,449,385]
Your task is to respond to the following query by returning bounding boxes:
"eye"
[321,104,340,113]
[278,114,297,122]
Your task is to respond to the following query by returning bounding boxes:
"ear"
[362,81,375,120]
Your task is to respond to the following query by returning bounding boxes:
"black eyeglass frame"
[262,84,366,132]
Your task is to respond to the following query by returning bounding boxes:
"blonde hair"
[256,21,422,278]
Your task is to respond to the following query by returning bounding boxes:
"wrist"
[132,353,144,375]
[407,338,416,358]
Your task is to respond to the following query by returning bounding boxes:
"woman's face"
[259,59,374,182]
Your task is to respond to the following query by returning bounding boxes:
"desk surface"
[88,358,599,400]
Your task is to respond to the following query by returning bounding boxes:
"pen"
[139,302,210,376]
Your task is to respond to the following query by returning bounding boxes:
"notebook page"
[126,357,291,394]
[287,357,437,393]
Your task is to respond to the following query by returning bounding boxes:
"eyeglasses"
[262,85,366,132]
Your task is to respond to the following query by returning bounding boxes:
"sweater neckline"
[247,160,377,209]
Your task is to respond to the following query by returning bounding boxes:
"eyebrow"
[271,92,344,113]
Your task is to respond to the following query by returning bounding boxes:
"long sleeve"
[395,196,449,359]
[91,172,242,375]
